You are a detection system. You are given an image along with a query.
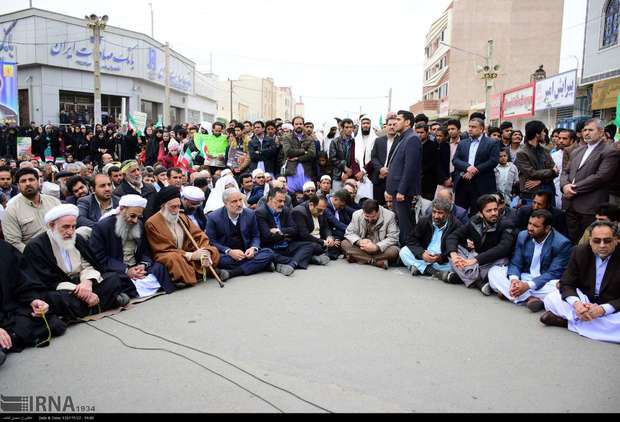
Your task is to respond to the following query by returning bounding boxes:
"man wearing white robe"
[353,115,377,200]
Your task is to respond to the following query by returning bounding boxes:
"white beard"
[114,217,142,242]
[161,208,179,225]
[51,228,76,251]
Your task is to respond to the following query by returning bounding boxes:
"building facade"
[411,0,564,123]
[580,0,620,123]
[0,8,217,127]
[275,86,293,122]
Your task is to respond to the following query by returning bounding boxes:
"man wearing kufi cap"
[90,195,175,298]
[181,186,207,231]
[302,181,317,202]
[113,160,157,221]
[23,204,129,320]
[319,175,332,197]
[145,186,222,285]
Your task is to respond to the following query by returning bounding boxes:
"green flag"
[155,117,163,129]
[378,114,384,128]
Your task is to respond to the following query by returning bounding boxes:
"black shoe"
[0,349,6,367]
[480,282,493,296]
[423,267,439,277]
[526,298,545,313]
[540,311,568,328]
[116,293,130,308]
[409,266,421,276]
[268,262,276,272]
[217,269,231,282]
[445,272,463,285]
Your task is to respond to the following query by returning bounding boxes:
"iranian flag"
[176,148,193,172]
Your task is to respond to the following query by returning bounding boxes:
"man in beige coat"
[342,199,400,269]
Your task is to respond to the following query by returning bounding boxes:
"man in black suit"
[291,195,339,260]
[386,110,422,246]
[370,117,399,206]
[415,122,440,200]
[452,117,500,214]
[542,221,620,343]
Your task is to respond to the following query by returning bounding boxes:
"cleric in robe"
[0,239,66,367]
[90,195,176,298]
[145,186,221,285]
[23,204,130,320]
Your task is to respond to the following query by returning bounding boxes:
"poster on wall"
[501,83,535,120]
[0,62,18,125]
[16,137,31,157]
[535,70,577,111]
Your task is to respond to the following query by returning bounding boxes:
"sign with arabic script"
[501,83,535,120]
[535,70,577,111]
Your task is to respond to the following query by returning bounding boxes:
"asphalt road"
[1,261,618,413]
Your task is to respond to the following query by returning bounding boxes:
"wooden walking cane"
[179,218,225,288]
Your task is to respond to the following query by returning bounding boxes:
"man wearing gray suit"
[561,118,620,244]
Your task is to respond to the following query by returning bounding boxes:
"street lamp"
[530,65,547,82]
[85,14,108,125]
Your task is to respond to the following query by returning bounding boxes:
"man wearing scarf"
[351,115,377,200]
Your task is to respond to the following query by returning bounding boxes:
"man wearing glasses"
[542,221,620,343]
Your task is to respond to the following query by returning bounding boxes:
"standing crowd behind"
[0,111,619,368]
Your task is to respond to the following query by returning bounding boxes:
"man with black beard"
[114,160,157,221]
[23,204,129,320]
[90,195,175,297]
[181,186,207,231]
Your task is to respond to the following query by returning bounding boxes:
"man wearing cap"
[206,188,275,280]
[181,186,207,232]
[114,160,157,221]
[319,175,332,198]
[2,168,61,252]
[90,195,175,298]
[146,186,222,285]
[302,181,317,203]
[23,204,129,320]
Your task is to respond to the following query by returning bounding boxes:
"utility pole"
[164,42,170,126]
[86,14,108,126]
[477,40,499,123]
[149,3,154,38]
[388,87,392,113]
[229,79,233,122]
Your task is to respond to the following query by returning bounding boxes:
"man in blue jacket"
[452,117,500,215]
[488,209,573,311]
[206,188,274,281]
[386,110,422,246]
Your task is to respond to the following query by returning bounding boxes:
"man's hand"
[466,166,479,175]
[85,292,100,308]
[270,228,282,235]
[74,280,93,301]
[192,249,209,261]
[0,327,12,350]
[379,167,389,179]
[360,241,378,254]
[525,180,542,190]
[30,300,49,317]
[201,252,213,268]
[460,258,477,268]
[509,280,530,299]
[466,239,476,251]
[396,193,406,202]
[244,248,256,259]
[563,184,577,199]
[325,237,336,248]
[585,304,606,320]
[422,252,439,263]
[228,249,246,261]
[127,265,146,280]
[289,157,299,162]
[463,172,473,181]
[354,172,364,181]
[574,301,593,321]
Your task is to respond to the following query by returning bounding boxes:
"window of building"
[603,0,619,48]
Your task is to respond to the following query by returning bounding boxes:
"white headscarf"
[354,115,377,168]
[322,119,340,152]
[204,172,239,213]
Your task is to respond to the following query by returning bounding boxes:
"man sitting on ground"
[441,195,516,294]
[77,174,120,229]
[400,197,462,277]
[542,221,620,343]
[181,186,207,232]
[145,186,221,286]
[23,204,129,320]
[90,195,175,297]
[291,194,339,261]
[255,188,317,276]
[342,199,400,269]
[424,188,469,226]
[488,209,572,312]
[206,188,275,281]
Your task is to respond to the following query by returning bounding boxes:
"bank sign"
[534,70,577,111]
[0,17,193,94]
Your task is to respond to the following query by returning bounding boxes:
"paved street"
[1,261,618,413]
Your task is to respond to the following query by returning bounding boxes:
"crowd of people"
[0,110,619,369]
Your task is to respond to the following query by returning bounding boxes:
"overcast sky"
[2,0,587,125]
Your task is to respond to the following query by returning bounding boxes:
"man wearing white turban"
[23,204,129,320]
[90,195,176,298]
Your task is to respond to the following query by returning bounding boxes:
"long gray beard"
[114,217,142,242]
[161,208,179,225]
[51,229,76,251]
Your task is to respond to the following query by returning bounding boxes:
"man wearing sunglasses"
[542,221,620,343]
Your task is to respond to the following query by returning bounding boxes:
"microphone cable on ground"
[107,316,334,413]
[84,321,285,413]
